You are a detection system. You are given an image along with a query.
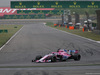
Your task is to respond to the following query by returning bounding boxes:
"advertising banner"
[11,1,100,8]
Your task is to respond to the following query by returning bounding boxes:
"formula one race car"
[32,49,81,63]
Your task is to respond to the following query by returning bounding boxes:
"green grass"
[46,22,54,26]
[46,22,100,41]
[0,25,23,47]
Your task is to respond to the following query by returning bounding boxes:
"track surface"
[0,20,100,75]
[0,66,100,75]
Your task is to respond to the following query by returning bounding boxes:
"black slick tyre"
[51,56,56,62]
[35,55,42,60]
[73,54,81,61]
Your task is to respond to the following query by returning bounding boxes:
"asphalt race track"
[0,19,100,75]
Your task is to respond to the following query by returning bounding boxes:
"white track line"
[0,26,24,51]
[44,23,100,44]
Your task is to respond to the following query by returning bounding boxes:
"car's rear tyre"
[73,54,81,61]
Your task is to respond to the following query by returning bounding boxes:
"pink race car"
[32,49,81,63]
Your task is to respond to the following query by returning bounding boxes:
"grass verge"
[46,22,100,41]
[0,25,23,47]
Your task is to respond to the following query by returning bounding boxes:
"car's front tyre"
[32,55,42,62]
[36,55,42,60]
[51,56,56,62]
